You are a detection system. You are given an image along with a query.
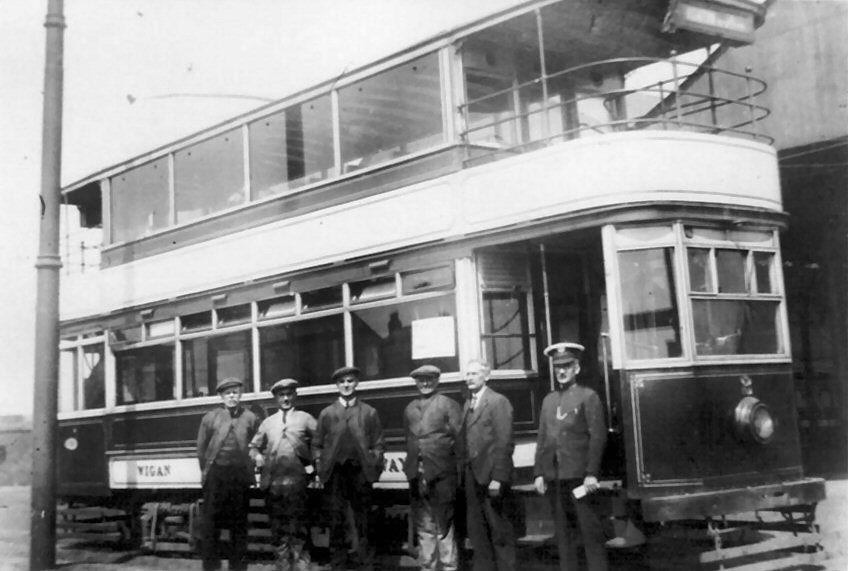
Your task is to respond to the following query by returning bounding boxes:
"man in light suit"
[313,366,385,570]
[457,359,516,571]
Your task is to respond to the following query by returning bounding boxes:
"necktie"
[470,394,478,410]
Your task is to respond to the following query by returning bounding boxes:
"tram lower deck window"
[116,345,175,405]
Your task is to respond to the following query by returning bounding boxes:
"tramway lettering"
[137,464,172,478]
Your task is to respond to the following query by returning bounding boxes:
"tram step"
[700,531,822,564]
[59,531,124,542]
[704,549,828,571]
[57,520,125,533]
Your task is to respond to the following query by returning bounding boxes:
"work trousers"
[267,474,311,571]
[326,460,374,569]
[463,466,516,571]
[549,478,608,571]
[411,475,458,571]
[199,464,251,571]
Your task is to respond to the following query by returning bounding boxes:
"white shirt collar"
[339,396,357,408]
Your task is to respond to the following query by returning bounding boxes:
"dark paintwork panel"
[630,367,802,488]
[58,420,108,495]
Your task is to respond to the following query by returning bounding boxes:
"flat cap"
[331,365,361,381]
[270,378,299,394]
[544,342,585,365]
[410,364,441,378]
[216,377,243,393]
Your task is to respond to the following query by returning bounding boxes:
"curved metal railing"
[459,56,772,165]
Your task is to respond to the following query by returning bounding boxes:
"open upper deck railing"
[459,55,771,165]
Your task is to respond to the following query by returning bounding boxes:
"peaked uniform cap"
[270,378,299,395]
[215,377,243,393]
[410,364,441,378]
[544,342,585,364]
[331,365,362,381]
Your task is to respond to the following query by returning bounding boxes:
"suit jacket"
[249,408,317,491]
[534,383,607,481]
[196,405,260,486]
[458,386,514,486]
[313,399,385,483]
[403,392,462,481]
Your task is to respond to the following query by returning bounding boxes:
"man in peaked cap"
[250,379,317,571]
[196,377,261,571]
[404,365,462,571]
[314,365,385,570]
[534,343,609,571]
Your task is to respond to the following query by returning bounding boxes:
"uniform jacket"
[196,405,260,486]
[534,383,607,480]
[248,408,317,491]
[457,387,515,486]
[403,392,462,481]
[313,399,385,483]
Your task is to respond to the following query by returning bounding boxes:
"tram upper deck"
[59,0,774,320]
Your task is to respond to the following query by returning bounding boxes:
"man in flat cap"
[313,366,385,570]
[404,365,462,571]
[250,379,317,571]
[534,342,608,571]
[196,377,261,571]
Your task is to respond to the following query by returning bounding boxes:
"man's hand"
[583,475,599,493]
[533,476,546,496]
[487,480,502,497]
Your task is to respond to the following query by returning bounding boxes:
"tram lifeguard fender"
[638,477,826,522]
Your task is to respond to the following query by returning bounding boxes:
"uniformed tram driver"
[534,342,608,571]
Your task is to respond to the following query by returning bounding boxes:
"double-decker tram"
[56,0,826,566]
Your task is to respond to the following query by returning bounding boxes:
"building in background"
[0,415,32,487]
[720,0,848,475]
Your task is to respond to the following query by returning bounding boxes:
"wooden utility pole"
[30,0,65,568]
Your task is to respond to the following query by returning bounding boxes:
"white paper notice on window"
[411,316,456,359]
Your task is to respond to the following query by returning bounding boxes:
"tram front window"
[259,315,345,388]
[618,248,682,360]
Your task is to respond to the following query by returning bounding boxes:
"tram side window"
[116,345,175,405]
[259,314,345,389]
[618,248,682,360]
[461,12,542,149]
[175,128,245,225]
[183,331,252,398]
[339,52,443,173]
[110,157,170,244]
[352,295,459,379]
[59,342,105,411]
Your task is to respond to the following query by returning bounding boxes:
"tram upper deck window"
[248,94,335,199]
[339,53,443,173]
[350,276,396,304]
[461,13,542,149]
[116,344,174,405]
[110,157,170,244]
[175,128,245,224]
[684,227,783,356]
[401,266,454,294]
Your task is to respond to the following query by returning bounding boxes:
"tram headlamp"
[734,396,775,444]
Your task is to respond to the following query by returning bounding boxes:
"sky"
[0,0,524,416]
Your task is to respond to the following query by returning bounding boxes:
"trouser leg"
[464,468,494,571]
[226,483,250,571]
[485,489,516,571]
[414,493,438,571]
[574,494,609,571]
[200,470,222,569]
[551,479,580,571]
